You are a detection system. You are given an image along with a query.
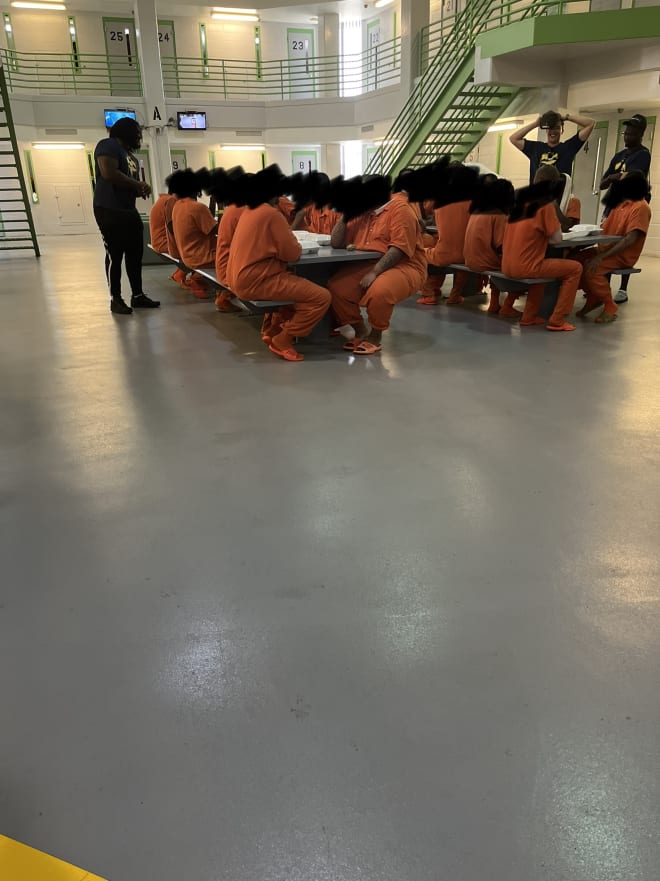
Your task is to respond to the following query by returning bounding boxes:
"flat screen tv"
[104,109,137,128]
[177,111,207,131]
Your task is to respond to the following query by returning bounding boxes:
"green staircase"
[0,63,40,256]
[366,0,523,176]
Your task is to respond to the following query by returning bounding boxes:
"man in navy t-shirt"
[599,113,652,304]
[93,116,159,314]
[510,110,596,185]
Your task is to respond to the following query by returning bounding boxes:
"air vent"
[44,128,79,136]
[235,129,263,137]
[361,124,375,133]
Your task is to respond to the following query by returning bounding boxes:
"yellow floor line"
[0,834,107,880]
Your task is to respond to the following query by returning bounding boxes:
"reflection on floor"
[1,235,660,881]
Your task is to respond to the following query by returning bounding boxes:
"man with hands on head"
[510,110,596,185]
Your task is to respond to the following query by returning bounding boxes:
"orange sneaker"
[215,294,241,313]
[417,295,439,305]
[446,295,464,306]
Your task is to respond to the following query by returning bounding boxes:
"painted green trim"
[23,149,39,204]
[260,151,266,169]
[254,25,262,81]
[477,7,660,59]
[199,23,209,79]
[208,150,216,169]
[67,16,80,73]
[495,133,502,174]
[3,13,17,70]
[291,150,317,173]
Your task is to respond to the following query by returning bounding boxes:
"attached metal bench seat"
[147,246,295,315]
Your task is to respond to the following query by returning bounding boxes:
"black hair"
[602,171,650,211]
[167,168,201,199]
[470,177,514,215]
[109,116,141,147]
[508,179,563,223]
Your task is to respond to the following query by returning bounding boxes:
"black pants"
[94,206,144,300]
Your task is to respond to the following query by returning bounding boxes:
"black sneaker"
[131,293,160,309]
[111,298,133,315]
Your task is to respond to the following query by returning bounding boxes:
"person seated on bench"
[418,163,479,306]
[292,193,340,237]
[204,166,246,313]
[149,181,188,288]
[327,172,427,355]
[463,176,521,318]
[533,166,579,233]
[502,179,582,331]
[577,171,651,324]
[226,165,331,362]
[277,195,297,224]
[169,169,217,300]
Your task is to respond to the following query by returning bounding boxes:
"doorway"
[287,28,315,99]
[572,120,609,225]
[103,17,141,96]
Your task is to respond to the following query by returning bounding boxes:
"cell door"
[291,151,317,174]
[572,121,609,225]
[134,148,154,211]
[103,18,140,96]
[287,29,315,100]
[158,19,180,98]
[170,149,187,173]
[366,20,381,91]
[54,185,86,225]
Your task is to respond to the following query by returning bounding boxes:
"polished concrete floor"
[1,234,660,881]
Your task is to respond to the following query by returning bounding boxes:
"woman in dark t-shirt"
[93,117,159,314]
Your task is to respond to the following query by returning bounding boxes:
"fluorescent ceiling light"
[12,2,66,8]
[211,12,258,21]
[220,144,265,151]
[33,142,84,149]
[487,121,523,132]
[213,6,257,11]
[374,0,395,7]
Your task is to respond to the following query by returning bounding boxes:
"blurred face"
[623,125,642,149]
[119,124,142,151]
[545,125,562,148]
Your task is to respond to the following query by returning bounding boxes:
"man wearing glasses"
[509,110,596,185]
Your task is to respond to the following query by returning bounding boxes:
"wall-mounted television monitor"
[177,111,207,131]
[104,109,137,128]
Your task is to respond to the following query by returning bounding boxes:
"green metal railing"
[369,0,640,175]
[0,49,142,95]
[161,37,401,99]
[0,38,400,100]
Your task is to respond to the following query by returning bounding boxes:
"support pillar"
[133,0,171,193]
[319,13,340,97]
[399,0,429,96]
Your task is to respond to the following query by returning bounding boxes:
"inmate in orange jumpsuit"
[502,202,581,329]
[463,213,520,316]
[302,204,341,235]
[277,196,297,224]
[578,198,651,321]
[566,196,581,224]
[226,202,330,347]
[215,204,245,286]
[421,200,471,305]
[327,192,427,332]
[171,197,217,268]
[150,193,187,286]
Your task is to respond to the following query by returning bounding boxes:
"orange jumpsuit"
[502,202,581,327]
[566,196,581,224]
[580,199,651,316]
[303,205,340,235]
[226,203,330,340]
[327,192,427,332]
[171,197,217,268]
[277,196,296,224]
[423,200,471,303]
[463,213,519,315]
[164,195,181,259]
[215,204,245,287]
[149,193,172,253]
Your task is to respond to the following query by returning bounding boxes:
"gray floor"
[1,234,659,881]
